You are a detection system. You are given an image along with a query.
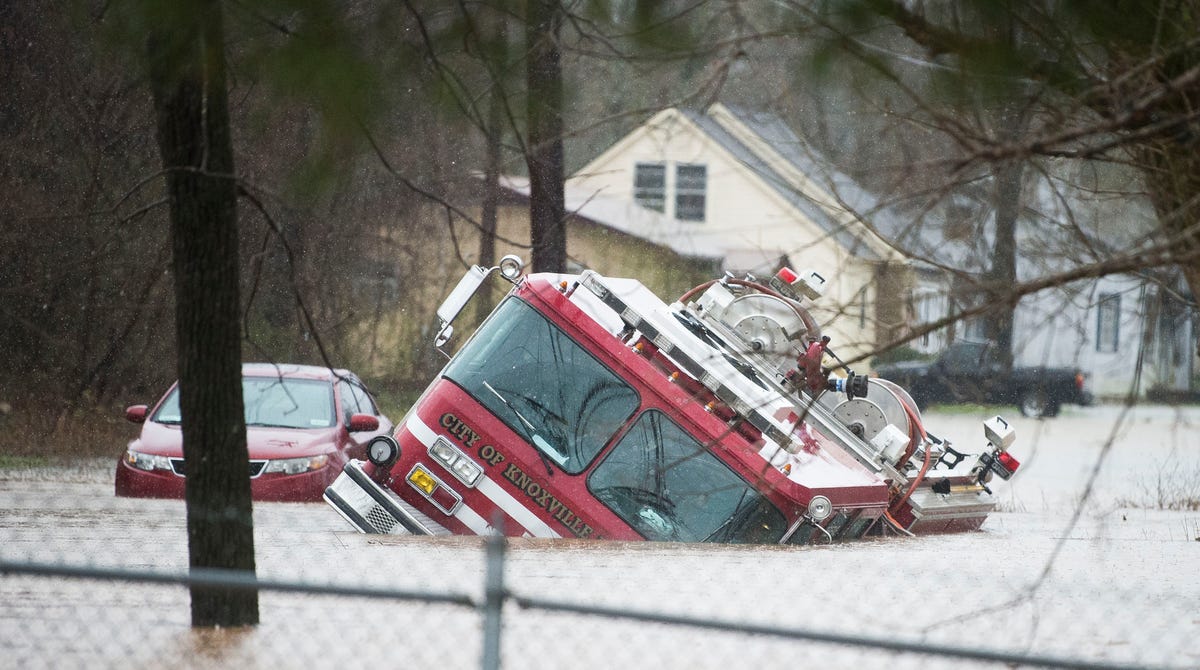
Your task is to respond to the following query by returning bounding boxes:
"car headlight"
[125,449,172,472]
[263,454,330,475]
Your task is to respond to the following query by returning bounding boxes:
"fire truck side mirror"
[435,265,490,346]
[434,256,525,347]
[437,265,489,325]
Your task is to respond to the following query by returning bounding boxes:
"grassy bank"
[0,397,132,461]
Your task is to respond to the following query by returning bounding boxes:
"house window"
[675,164,707,221]
[633,163,666,212]
[913,289,947,349]
[1096,293,1120,353]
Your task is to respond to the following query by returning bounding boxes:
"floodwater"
[1,405,1198,669]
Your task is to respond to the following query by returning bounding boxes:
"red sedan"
[115,363,392,502]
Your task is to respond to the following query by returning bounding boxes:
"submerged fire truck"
[324,256,1020,544]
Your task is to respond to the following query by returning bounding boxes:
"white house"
[560,103,947,365]
[891,161,1198,400]
[1011,273,1195,398]
[1005,177,1197,399]
[544,103,1196,398]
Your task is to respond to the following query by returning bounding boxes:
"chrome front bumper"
[323,461,451,536]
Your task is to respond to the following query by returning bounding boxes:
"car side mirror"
[347,413,380,433]
[125,405,148,424]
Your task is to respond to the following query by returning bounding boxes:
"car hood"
[130,421,342,459]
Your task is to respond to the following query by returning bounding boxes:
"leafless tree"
[143,0,258,626]
[822,0,1200,360]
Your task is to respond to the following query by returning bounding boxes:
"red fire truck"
[324,256,1020,544]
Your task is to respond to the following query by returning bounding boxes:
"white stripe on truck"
[406,414,561,538]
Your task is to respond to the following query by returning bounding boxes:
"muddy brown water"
[2,408,1199,669]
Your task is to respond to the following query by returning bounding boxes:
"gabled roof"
[682,105,892,261]
[570,103,922,264]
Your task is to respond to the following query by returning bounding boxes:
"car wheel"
[1019,390,1051,418]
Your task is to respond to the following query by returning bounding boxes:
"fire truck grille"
[326,460,455,536]
[365,504,400,534]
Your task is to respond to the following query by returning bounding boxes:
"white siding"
[567,110,893,362]
[1013,276,1146,398]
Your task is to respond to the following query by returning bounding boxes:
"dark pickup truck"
[872,340,1092,418]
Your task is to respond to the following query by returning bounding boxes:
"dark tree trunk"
[525,0,567,273]
[146,0,258,627]
[477,83,503,324]
[982,156,1023,371]
[979,91,1028,372]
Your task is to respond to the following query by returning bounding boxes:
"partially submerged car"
[325,258,1020,543]
[116,363,392,502]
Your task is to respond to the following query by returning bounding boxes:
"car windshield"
[589,410,786,543]
[443,297,639,475]
[152,377,336,429]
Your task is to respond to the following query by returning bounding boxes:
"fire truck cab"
[324,257,1019,544]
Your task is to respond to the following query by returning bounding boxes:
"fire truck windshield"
[444,298,640,474]
[589,410,786,543]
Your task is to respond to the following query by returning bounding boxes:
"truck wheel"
[1019,390,1051,418]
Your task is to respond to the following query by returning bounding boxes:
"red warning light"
[776,267,799,284]
[998,451,1020,472]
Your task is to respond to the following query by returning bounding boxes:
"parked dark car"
[873,341,1092,418]
[115,363,393,501]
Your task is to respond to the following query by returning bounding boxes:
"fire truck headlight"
[807,495,833,521]
[429,437,483,487]
[430,440,456,465]
[451,457,483,486]
[498,254,524,280]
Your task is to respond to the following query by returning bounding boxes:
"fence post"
[481,529,506,670]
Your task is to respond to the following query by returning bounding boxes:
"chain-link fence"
[3,405,1198,669]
